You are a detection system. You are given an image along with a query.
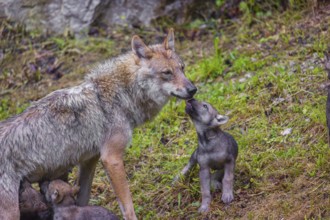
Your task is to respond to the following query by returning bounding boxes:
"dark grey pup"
[19,179,50,220]
[41,180,119,220]
[325,52,330,146]
[174,98,238,213]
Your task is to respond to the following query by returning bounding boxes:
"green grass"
[120,6,330,219]
[1,3,330,219]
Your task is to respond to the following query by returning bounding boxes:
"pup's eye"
[203,104,208,109]
[162,70,172,75]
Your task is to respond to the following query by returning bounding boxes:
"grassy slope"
[123,6,330,219]
[1,4,330,219]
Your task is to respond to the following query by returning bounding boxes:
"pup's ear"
[131,35,153,59]
[71,186,80,196]
[163,28,175,51]
[215,114,229,125]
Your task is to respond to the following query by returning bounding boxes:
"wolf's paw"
[198,205,209,213]
[221,191,234,204]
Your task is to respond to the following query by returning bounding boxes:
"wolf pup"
[174,99,238,212]
[0,29,196,220]
[41,180,119,220]
[19,180,50,220]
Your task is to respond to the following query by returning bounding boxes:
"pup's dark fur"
[19,180,50,220]
[174,99,238,212]
[0,29,196,220]
[41,180,119,220]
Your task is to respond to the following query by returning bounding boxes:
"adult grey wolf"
[173,99,238,212]
[0,29,197,220]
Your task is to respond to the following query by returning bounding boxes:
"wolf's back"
[0,84,106,182]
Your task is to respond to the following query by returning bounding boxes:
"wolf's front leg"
[221,160,235,204]
[76,155,100,206]
[198,167,211,213]
[101,132,137,220]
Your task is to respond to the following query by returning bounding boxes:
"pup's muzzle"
[185,98,196,114]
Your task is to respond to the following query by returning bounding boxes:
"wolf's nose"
[188,86,197,96]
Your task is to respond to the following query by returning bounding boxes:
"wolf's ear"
[163,28,175,51]
[132,35,153,59]
[215,114,229,125]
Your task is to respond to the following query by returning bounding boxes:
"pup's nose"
[188,86,197,97]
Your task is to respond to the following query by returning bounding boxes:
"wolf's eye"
[162,70,172,75]
[203,104,208,109]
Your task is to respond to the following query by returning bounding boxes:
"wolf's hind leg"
[76,155,100,206]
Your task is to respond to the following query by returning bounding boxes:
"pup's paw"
[198,205,209,213]
[221,191,234,204]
